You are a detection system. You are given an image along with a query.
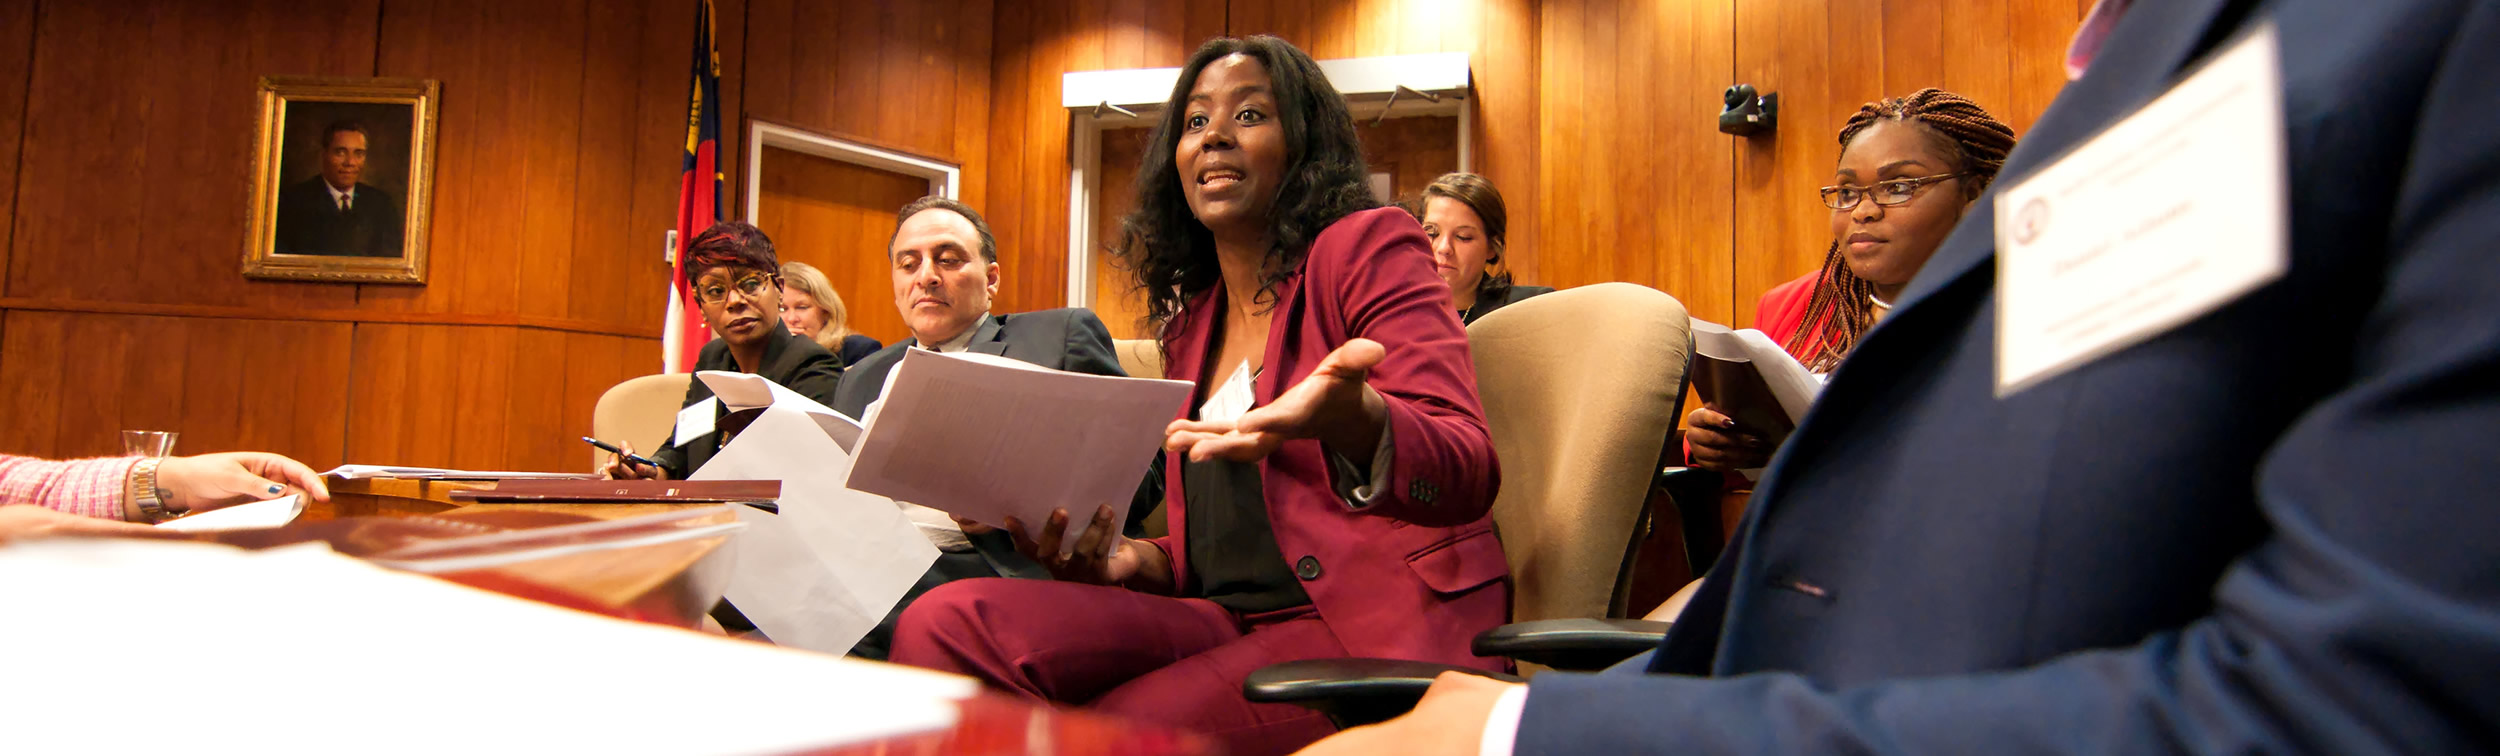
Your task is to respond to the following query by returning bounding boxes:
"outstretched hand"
[1165,338,1390,464]
[155,451,331,515]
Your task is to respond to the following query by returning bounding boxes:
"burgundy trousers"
[890,577,1347,756]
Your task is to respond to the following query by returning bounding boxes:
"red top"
[1145,207,1513,673]
[1751,270,1829,363]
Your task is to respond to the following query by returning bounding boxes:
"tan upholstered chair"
[1113,338,1165,380]
[1245,283,1695,723]
[1468,282,1694,625]
[589,374,693,468]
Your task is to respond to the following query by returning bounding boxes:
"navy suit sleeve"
[1518,7,2500,753]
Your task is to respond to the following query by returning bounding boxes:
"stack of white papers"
[0,538,977,755]
[687,371,938,656]
[843,350,1192,556]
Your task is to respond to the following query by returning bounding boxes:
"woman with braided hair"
[1689,88,2017,472]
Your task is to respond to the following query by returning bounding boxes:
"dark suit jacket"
[1461,283,1555,325]
[649,323,842,480]
[1147,207,1511,672]
[835,333,883,367]
[832,309,1121,417]
[1519,1,2500,752]
[273,176,404,257]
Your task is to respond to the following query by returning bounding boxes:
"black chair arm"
[1470,618,1673,672]
[1243,658,1525,728]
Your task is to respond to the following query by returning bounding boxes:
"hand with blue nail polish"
[154,451,332,517]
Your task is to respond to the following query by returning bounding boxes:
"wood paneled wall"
[754,146,932,347]
[996,0,2074,330]
[0,0,999,473]
[0,0,2079,473]
[1729,0,2083,327]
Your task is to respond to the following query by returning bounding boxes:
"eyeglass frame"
[1818,172,1967,210]
[692,269,781,306]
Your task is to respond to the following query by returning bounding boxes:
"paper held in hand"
[1689,321,1825,477]
[685,372,934,657]
[844,349,1194,556]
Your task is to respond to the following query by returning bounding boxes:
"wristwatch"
[128,457,178,523]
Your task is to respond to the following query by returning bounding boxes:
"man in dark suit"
[839,196,1157,660]
[1303,0,2500,752]
[274,120,404,257]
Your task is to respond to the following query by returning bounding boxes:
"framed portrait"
[243,76,439,284]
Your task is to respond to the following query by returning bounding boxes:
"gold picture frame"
[243,76,439,284]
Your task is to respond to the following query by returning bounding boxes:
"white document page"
[843,349,1193,556]
[1691,320,1824,425]
[693,408,938,656]
[0,538,976,755]
[1690,320,1825,480]
[157,494,304,533]
[696,371,865,451]
[323,465,595,480]
[1994,24,2288,395]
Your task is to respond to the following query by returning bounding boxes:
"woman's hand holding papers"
[1164,338,1390,466]
[1005,504,1173,594]
[1686,406,1772,472]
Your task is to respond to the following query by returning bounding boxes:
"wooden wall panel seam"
[0,298,659,339]
[0,0,37,301]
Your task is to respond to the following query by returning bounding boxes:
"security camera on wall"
[1719,84,1778,137]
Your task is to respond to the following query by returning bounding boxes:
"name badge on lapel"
[673,396,720,447]
[1993,23,2288,396]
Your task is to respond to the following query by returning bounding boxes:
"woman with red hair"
[598,221,842,481]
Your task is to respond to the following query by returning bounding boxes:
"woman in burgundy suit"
[889,35,1508,755]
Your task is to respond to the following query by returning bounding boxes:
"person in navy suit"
[891,36,1506,756]
[1300,0,2500,753]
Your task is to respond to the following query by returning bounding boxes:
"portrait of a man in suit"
[245,77,435,283]
[274,120,405,257]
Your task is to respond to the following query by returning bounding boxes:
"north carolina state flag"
[665,0,724,373]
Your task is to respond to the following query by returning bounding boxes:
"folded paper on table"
[696,370,865,451]
[845,349,1192,556]
[157,495,304,533]
[690,383,936,656]
[323,465,595,481]
[0,538,975,755]
[1690,320,1825,480]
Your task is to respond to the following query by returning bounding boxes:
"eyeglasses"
[694,272,777,306]
[1819,173,1965,210]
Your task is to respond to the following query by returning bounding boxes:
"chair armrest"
[1243,658,1525,728]
[1470,618,1673,672]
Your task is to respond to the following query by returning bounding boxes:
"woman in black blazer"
[597,221,841,480]
[1408,172,1553,325]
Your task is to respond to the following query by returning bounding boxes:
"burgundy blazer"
[1141,207,1512,672]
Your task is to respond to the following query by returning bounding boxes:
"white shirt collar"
[917,312,993,353]
[324,181,354,204]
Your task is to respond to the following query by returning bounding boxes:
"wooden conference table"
[313,477,1220,756]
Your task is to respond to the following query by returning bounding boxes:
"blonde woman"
[779,261,883,366]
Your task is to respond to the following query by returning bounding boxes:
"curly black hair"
[1112,35,1377,340]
